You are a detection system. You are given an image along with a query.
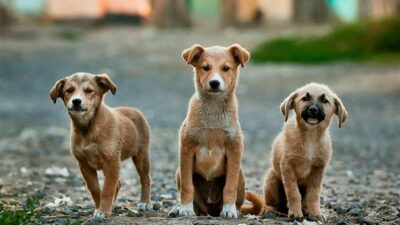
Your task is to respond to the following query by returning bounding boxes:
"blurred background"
[0,0,399,224]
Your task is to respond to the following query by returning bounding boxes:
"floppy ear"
[96,74,117,95]
[280,91,298,122]
[182,44,205,66]
[334,96,348,128]
[49,78,66,103]
[228,44,250,68]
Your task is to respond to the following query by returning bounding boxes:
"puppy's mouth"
[68,107,88,113]
[207,89,224,95]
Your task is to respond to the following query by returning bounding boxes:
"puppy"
[49,72,151,218]
[171,44,250,218]
[243,83,347,221]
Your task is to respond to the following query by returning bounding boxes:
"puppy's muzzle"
[301,104,325,124]
[70,98,86,111]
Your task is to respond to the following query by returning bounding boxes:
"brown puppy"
[172,44,250,218]
[243,83,347,221]
[49,72,151,218]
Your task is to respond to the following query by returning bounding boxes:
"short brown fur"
[243,83,347,221]
[49,72,151,218]
[174,44,250,218]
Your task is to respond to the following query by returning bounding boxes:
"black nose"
[209,80,220,89]
[72,99,82,107]
[308,106,319,116]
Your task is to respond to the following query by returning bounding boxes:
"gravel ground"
[0,25,399,225]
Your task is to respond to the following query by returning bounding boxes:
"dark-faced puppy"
[171,44,250,218]
[243,83,347,221]
[50,72,152,218]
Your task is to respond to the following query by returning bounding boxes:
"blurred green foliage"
[252,17,400,63]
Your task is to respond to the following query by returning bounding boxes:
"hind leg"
[132,147,152,210]
[264,168,285,213]
[113,180,121,209]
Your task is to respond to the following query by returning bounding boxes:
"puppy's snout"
[308,106,319,116]
[209,80,220,89]
[72,98,82,107]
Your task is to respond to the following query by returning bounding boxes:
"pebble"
[262,212,277,219]
[153,201,162,210]
[336,217,347,225]
[162,200,175,208]
[357,217,378,225]
[335,206,348,214]
[193,221,208,225]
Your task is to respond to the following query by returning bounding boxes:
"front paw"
[137,202,151,212]
[93,209,109,219]
[308,212,325,222]
[178,203,196,216]
[220,204,238,218]
[288,207,303,219]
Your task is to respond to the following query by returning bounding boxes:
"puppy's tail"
[240,191,265,215]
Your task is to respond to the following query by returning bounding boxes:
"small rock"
[168,206,180,218]
[336,217,347,225]
[335,206,348,215]
[262,212,277,219]
[127,209,142,217]
[162,200,175,208]
[193,221,208,225]
[153,202,161,210]
[358,217,378,225]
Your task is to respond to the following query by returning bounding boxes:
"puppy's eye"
[222,66,230,72]
[66,88,74,94]
[322,98,329,104]
[84,89,93,94]
[301,94,310,101]
[202,65,210,72]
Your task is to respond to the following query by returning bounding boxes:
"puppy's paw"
[309,212,325,222]
[137,202,151,212]
[288,207,303,220]
[93,210,106,219]
[220,204,238,218]
[178,204,196,217]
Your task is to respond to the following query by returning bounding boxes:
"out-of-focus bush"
[252,17,400,63]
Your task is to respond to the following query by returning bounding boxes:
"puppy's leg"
[220,140,243,218]
[281,161,303,219]
[132,148,152,211]
[305,166,325,221]
[95,161,120,218]
[178,141,196,216]
[114,180,121,207]
[79,162,101,209]
[264,168,284,213]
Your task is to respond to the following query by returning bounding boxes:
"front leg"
[78,162,101,209]
[305,166,325,221]
[281,160,303,219]
[220,140,243,218]
[178,140,196,216]
[95,160,121,218]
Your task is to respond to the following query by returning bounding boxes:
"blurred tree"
[151,0,191,27]
[294,0,330,23]
[221,0,237,26]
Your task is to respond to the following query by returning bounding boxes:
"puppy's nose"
[72,99,82,107]
[308,106,319,116]
[209,80,220,89]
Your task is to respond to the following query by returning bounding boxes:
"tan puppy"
[172,44,250,218]
[243,83,347,221]
[49,72,151,218]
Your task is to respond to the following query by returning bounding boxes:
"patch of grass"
[0,198,39,225]
[252,17,400,63]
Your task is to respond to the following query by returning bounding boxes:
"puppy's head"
[50,72,116,119]
[182,44,250,96]
[280,83,348,128]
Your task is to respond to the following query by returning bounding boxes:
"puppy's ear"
[280,91,298,122]
[96,74,117,95]
[334,96,348,128]
[182,44,205,66]
[228,44,250,68]
[49,78,66,103]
